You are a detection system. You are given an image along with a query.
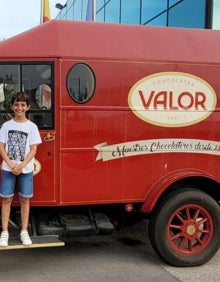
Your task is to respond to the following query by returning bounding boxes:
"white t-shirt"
[0,119,42,173]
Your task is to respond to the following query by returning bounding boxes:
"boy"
[0,92,42,246]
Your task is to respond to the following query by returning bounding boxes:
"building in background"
[55,0,220,29]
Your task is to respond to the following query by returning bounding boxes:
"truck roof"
[0,20,219,64]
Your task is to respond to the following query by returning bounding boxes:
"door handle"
[44,133,55,142]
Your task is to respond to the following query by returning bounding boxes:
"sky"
[0,0,66,40]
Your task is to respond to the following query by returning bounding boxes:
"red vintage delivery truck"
[0,20,220,266]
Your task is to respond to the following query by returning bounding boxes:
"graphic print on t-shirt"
[7,130,28,161]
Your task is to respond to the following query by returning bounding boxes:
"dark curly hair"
[11,92,30,106]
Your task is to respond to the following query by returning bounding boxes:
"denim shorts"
[0,170,33,198]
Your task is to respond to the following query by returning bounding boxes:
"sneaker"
[0,231,9,247]
[20,230,32,246]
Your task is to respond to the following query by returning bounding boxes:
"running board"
[0,235,65,250]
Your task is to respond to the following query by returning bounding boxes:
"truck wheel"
[148,187,220,266]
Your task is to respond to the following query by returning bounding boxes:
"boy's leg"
[18,172,33,246]
[19,196,32,245]
[0,170,15,246]
[19,196,30,231]
[17,171,33,230]
[0,171,16,229]
[1,197,13,231]
[0,197,13,246]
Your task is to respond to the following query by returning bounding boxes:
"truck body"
[0,20,220,266]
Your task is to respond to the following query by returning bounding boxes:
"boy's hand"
[11,164,23,175]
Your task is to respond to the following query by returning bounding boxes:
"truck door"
[59,60,97,203]
[0,62,56,204]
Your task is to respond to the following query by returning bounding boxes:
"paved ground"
[0,220,220,282]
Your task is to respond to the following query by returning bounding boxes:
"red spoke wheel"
[148,187,220,266]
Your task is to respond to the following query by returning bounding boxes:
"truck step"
[0,235,65,250]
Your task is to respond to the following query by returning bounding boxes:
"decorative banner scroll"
[94,139,220,162]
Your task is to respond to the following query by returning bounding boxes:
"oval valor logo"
[128,72,217,127]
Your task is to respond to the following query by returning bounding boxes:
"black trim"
[205,0,213,29]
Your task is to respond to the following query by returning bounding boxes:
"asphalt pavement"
[0,220,220,282]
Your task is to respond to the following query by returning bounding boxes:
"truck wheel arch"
[140,169,220,214]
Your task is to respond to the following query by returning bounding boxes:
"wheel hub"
[186,224,196,235]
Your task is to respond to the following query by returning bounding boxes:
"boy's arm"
[0,142,16,170]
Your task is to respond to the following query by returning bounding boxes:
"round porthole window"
[67,63,96,103]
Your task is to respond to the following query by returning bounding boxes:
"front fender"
[140,168,216,213]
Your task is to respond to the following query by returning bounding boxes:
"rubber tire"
[148,187,220,266]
